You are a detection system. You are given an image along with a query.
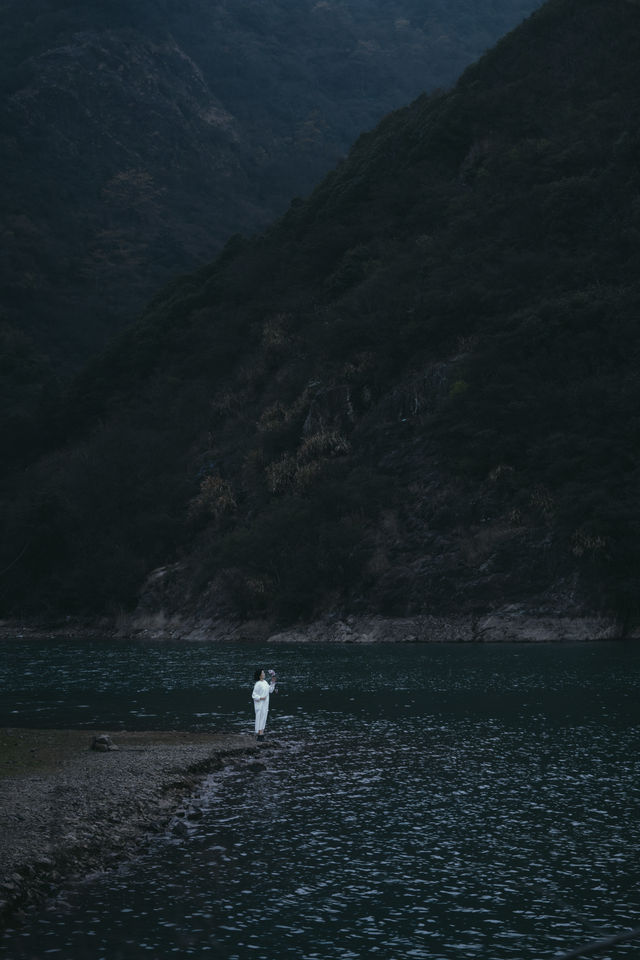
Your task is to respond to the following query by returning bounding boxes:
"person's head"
[254,668,265,682]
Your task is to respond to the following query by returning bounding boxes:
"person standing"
[252,668,276,740]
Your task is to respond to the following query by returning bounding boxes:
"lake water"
[1,638,639,960]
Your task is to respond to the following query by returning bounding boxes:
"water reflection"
[1,640,639,959]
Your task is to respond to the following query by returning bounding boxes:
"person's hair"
[254,668,264,682]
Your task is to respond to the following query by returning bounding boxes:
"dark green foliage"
[0,0,542,369]
[2,0,639,626]
[0,322,54,470]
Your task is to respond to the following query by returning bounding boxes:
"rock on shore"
[1,611,635,645]
[0,729,259,930]
[109,610,630,644]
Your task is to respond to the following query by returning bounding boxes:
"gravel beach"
[0,728,261,930]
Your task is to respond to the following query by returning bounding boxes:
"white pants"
[254,698,269,733]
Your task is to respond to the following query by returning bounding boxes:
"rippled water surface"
[1,639,639,959]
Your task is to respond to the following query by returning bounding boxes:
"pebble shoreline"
[0,730,261,931]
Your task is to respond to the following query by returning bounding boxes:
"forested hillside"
[2,0,638,634]
[0,0,540,367]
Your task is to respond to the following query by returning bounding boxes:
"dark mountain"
[2,0,639,635]
[1,0,541,367]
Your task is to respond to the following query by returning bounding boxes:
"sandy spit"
[0,728,263,930]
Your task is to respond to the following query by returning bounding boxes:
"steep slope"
[0,0,542,366]
[2,0,639,632]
